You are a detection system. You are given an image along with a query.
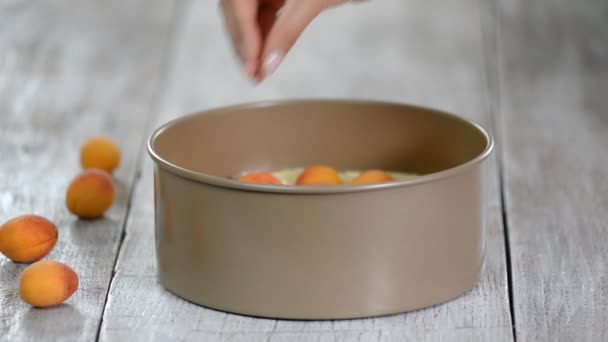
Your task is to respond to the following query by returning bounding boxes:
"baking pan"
[148,100,494,319]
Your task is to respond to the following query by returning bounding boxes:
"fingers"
[221,0,366,82]
[256,0,362,81]
[257,0,284,38]
[255,0,323,81]
[220,0,262,78]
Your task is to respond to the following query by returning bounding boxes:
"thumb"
[257,0,327,80]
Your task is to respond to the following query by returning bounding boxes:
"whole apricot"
[352,170,394,185]
[19,260,79,307]
[80,136,121,173]
[66,169,115,219]
[296,165,342,185]
[0,215,58,263]
[239,172,282,185]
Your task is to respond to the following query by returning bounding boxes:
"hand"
[220,0,363,82]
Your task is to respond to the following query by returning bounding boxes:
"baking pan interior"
[151,101,490,182]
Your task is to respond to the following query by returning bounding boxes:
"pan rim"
[147,99,494,194]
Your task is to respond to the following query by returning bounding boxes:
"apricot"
[239,172,282,185]
[0,215,58,263]
[352,170,394,185]
[66,169,115,219]
[19,260,79,308]
[296,165,342,185]
[80,136,121,173]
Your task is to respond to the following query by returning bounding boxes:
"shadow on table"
[21,304,85,338]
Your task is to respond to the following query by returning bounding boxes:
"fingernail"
[261,49,284,78]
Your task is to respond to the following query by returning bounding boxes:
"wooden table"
[1,0,606,341]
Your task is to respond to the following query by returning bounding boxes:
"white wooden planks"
[497,0,608,340]
[99,0,512,341]
[0,1,177,341]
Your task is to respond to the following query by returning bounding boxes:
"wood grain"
[100,0,513,341]
[0,1,176,341]
[497,0,608,340]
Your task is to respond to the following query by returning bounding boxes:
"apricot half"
[239,172,282,185]
[80,136,121,173]
[19,260,79,307]
[66,169,115,219]
[352,170,394,185]
[0,215,58,263]
[296,165,342,185]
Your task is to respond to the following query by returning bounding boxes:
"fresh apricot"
[239,172,282,185]
[0,215,58,263]
[352,170,394,185]
[80,136,121,173]
[19,260,79,308]
[66,169,115,219]
[296,165,342,185]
